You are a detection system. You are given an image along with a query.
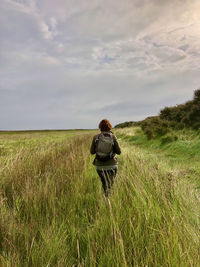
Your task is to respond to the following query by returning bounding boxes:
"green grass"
[116,127,200,166]
[115,127,200,192]
[0,129,199,266]
[0,129,95,157]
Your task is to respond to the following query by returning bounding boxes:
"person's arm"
[90,136,96,154]
[113,135,121,155]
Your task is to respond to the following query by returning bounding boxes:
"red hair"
[98,119,112,132]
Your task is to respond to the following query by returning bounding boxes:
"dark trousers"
[96,168,117,196]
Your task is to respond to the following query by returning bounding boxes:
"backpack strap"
[95,133,101,143]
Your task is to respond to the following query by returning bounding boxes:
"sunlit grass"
[0,129,199,266]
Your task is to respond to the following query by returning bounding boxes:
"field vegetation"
[115,89,200,140]
[0,128,199,266]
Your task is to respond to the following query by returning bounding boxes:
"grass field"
[0,128,199,266]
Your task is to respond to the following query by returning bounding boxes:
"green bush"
[145,129,153,140]
[114,121,141,128]
[141,117,170,139]
[160,89,200,130]
[173,122,185,130]
[116,88,200,137]
[194,88,200,103]
[193,121,200,130]
[161,134,178,145]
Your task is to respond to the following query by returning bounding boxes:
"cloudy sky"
[0,0,200,130]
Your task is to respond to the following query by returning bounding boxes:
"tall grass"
[0,131,199,266]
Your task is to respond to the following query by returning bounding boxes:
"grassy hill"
[0,129,199,266]
[115,89,200,140]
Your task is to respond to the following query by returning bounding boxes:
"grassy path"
[0,130,199,266]
[116,127,200,189]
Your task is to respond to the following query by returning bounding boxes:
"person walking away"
[90,119,121,197]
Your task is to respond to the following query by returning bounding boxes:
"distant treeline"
[115,89,200,139]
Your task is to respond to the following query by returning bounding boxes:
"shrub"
[194,88,200,103]
[145,129,153,140]
[141,117,170,139]
[160,107,173,121]
[114,121,141,128]
[174,122,185,130]
[192,122,200,130]
[160,89,200,130]
[161,134,178,145]
[116,88,200,136]
[181,115,190,125]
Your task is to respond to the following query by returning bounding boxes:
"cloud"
[0,0,200,129]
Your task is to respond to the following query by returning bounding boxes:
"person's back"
[90,119,121,196]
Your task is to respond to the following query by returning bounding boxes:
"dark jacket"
[90,131,121,166]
